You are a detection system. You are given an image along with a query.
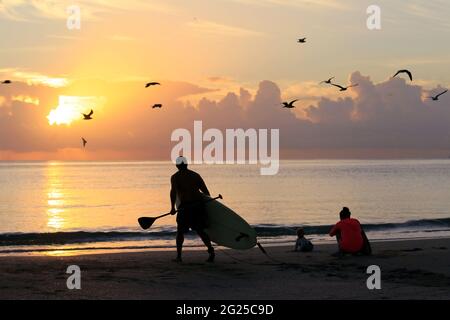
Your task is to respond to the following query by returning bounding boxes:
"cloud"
[0,68,69,88]
[187,19,264,38]
[0,78,216,155]
[206,76,235,83]
[406,1,450,29]
[305,97,354,124]
[1,72,450,159]
[0,0,177,21]
[268,0,349,10]
[281,80,351,118]
[230,0,349,10]
[12,95,40,106]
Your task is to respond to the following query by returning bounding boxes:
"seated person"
[294,227,314,252]
[329,207,371,256]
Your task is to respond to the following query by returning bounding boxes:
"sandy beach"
[1,238,449,300]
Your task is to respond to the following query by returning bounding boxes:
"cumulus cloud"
[1,72,449,160]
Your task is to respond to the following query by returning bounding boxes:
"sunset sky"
[1,0,449,160]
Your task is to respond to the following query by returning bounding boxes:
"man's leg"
[175,230,184,262]
[175,209,187,262]
[194,203,215,262]
[197,229,215,262]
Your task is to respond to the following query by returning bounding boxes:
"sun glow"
[47,95,104,126]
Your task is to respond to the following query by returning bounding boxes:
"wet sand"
[0,238,449,300]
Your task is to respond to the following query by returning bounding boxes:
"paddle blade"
[138,217,156,230]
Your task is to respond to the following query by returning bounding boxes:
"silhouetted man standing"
[170,156,215,263]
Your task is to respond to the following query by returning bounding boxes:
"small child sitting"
[294,228,314,252]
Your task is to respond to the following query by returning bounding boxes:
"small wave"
[0,230,176,246]
[254,218,450,236]
[0,217,449,246]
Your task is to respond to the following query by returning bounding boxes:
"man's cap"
[176,156,188,165]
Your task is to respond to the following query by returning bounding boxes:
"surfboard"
[177,195,257,250]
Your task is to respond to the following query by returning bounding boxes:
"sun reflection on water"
[45,250,79,257]
[46,166,66,230]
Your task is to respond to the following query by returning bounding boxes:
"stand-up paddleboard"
[177,194,257,250]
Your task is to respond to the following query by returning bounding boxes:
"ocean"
[1,160,449,255]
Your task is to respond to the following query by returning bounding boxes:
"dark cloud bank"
[0,72,449,159]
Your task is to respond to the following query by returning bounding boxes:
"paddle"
[138,194,223,230]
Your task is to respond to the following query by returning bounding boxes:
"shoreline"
[1,237,449,299]
[2,234,450,257]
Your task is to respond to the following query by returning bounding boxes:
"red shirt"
[329,218,363,253]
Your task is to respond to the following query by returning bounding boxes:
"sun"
[47,96,86,126]
[47,96,104,126]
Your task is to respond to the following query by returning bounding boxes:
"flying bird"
[331,83,359,91]
[429,90,448,101]
[297,38,306,43]
[282,99,299,108]
[1,80,11,84]
[82,137,87,148]
[152,104,162,109]
[82,109,93,120]
[392,69,413,81]
[145,82,161,88]
[320,77,335,84]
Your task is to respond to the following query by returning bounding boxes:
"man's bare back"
[171,169,210,204]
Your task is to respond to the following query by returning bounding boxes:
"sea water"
[0,160,449,255]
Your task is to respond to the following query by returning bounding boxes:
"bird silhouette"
[145,82,161,88]
[320,77,335,84]
[297,38,306,43]
[82,110,93,120]
[331,83,358,91]
[282,99,299,108]
[82,137,87,148]
[1,80,11,84]
[152,104,162,109]
[429,90,448,101]
[392,69,413,81]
